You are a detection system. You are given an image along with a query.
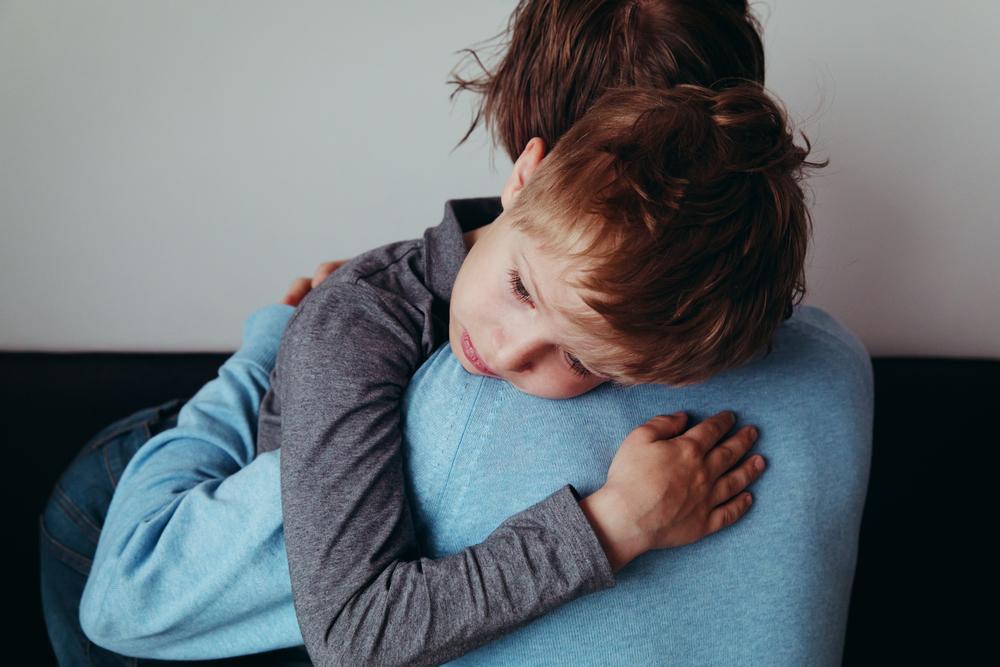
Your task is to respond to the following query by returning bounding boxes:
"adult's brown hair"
[450,0,766,162]
[506,83,826,387]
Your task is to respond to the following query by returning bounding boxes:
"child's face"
[449,211,612,400]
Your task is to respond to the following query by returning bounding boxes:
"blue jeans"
[38,399,312,666]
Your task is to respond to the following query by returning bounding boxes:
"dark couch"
[5,352,991,665]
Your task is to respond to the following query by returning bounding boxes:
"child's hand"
[281,259,351,307]
[579,411,764,572]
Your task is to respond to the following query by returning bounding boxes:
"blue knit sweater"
[80,302,873,665]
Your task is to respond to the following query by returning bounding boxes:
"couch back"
[4,349,992,664]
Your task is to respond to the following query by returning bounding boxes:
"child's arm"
[80,304,303,660]
[278,278,761,667]
[279,281,617,667]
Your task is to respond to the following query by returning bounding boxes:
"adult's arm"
[79,304,304,660]
[278,280,615,667]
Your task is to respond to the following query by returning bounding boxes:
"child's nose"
[492,328,551,375]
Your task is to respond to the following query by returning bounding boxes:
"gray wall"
[1,1,997,356]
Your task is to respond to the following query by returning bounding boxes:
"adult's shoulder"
[771,304,874,402]
[784,305,870,363]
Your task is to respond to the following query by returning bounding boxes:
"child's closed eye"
[508,268,533,304]
[506,268,592,378]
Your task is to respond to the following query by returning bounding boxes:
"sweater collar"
[423,197,503,303]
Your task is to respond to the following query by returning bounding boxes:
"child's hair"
[505,83,827,387]
[450,0,766,162]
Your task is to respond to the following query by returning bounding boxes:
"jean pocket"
[81,399,181,453]
[40,399,186,575]
[84,399,184,484]
[39,506,94,577]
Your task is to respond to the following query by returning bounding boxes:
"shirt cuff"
[236,304,295,370]
[543,483,616,592]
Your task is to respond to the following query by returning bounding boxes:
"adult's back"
[402,305,873,665]
[62,304,870,664]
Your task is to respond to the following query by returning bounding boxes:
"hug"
[39,1,872,665]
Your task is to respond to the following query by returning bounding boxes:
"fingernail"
[754,456,765,471]
[749,426,758,438]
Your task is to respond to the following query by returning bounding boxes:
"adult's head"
[450,0,766,161]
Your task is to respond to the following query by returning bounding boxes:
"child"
[262,79,819,666]
[50,2,815,665]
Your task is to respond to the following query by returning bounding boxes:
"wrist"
[578,486,648,573]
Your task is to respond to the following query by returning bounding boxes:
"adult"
[48,294,872,665]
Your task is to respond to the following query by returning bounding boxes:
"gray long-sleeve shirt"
[256,197,616,666]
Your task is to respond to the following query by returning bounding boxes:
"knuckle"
[744,455,761,477]
[718,442,737,467]
[709,416,730,440]
[733,468,751,492]
[678,438,700,461]
[725,505,737,526]
[736,496,749,516]
[719,474,737,499]
[731,476,748,502]
[634,423,657,439]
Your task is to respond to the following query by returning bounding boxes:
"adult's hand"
[281,259,350,307]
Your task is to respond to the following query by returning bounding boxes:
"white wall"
[1,0,997,356]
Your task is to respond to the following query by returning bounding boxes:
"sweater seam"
[432,377,486,524]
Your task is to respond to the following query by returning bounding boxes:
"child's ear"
[501,137,547,209]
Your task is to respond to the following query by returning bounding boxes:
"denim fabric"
[38,398,312,667]
[40,399,183,666]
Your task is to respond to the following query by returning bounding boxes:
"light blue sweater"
[80,302,873,664]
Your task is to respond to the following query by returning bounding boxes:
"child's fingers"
[282,277,312,306]
[708,453,765,508]
[704,425,759,480]
[636,412,689,440]
[704,491,753,537]
[676,410,737,456]
[311,259,348,288]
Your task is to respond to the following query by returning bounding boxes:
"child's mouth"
[461,329,498,377]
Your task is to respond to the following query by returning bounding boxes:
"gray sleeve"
[278,282,616,667]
